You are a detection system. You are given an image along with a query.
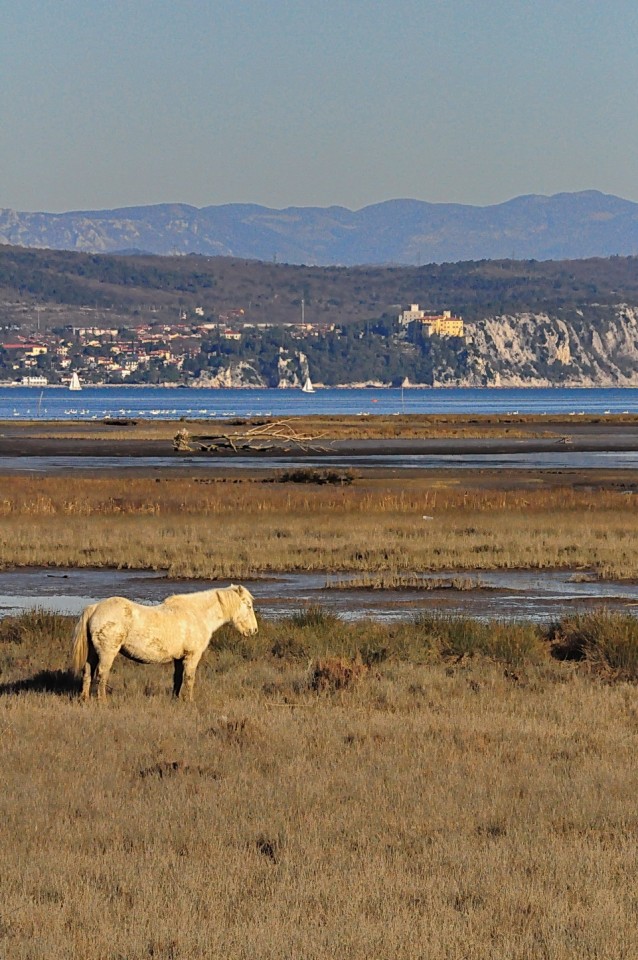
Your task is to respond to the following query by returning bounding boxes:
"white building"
[398,304,426,325]
[21,375,48,386]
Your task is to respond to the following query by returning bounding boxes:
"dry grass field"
[2,611,638,959]
[1,413,569,442]
[2,419,638,957]
[8,411,638,443]
[0,472,636,579]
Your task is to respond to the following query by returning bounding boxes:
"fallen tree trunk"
[173,420,330,454]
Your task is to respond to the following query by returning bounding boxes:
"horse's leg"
[81,643,99,701]
[95,649,118,701]
[172,658,185,698]
[181,652,203,702]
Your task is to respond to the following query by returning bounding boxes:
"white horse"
[71,583,258,701]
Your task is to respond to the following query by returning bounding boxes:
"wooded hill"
[2,245,638,331]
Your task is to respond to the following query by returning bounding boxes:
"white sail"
[69,372,82,391]
[301,376,315,393]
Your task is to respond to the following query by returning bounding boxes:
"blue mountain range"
[2,190,638,265]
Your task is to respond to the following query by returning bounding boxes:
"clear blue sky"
[2,0,637,212]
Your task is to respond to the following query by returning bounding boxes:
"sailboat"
[69,372,82,391]
[301,376,315,393]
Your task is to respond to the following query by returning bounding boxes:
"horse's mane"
[217,584,252,617]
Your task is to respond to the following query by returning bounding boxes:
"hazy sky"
[3,0,637,212]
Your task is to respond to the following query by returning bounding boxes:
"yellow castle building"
[398,304,464,337]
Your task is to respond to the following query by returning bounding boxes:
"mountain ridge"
[3,190,638,265]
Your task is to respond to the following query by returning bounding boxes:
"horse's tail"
[71,603,97,676]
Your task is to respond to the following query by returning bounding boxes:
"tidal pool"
[0,567,637,623]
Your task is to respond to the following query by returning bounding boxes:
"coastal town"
[0,304,464,387]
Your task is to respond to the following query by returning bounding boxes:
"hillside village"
[0,304,464,387]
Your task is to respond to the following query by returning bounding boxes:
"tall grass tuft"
[0,609,70,649]
[552,610,638,678]
[290,604,342,629]
[276,605,348,659]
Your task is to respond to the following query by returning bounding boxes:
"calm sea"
[2,386,638,420]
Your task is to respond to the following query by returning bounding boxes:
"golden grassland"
[0,472,636,578]
[3,610,638,958]
[2,415,638,956]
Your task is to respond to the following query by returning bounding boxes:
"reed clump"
[0,609,69,649]
[274,467,357,485]
[413,613,548,666]
[326,573,486,590]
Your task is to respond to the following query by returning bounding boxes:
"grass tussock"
[4,608,638,957]
[551,609,638,678]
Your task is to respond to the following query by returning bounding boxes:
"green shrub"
[412,612,546,665]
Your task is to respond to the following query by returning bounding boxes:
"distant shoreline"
[3,382,638,391]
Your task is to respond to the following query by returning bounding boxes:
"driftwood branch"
[173,421,330,454]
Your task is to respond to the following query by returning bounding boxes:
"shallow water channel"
[1,567,637,623]
[3,450,638,473]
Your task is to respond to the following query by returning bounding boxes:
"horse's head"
[229,584,258,636]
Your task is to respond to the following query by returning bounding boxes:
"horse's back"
[88,594,194,663]
[86,596,138,641]
[90,595,137,621]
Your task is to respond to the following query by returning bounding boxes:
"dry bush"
[310,653,369,692]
